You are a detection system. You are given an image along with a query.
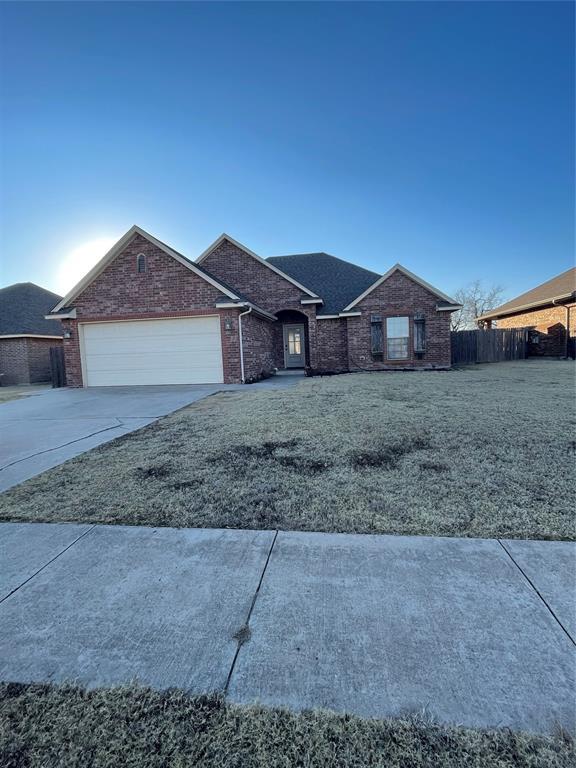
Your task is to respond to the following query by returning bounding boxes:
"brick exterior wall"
[0,337,60,385]
[201,239,319,368]
[495,303,576,357]
[272,324,285,369]
[0,338,29,385]
[315,319,349,372]
[241,311,276,382]
[27,338,61,382]
[72,234,230,315]
[61,234,246,386]
[346,271,452,370]
[221,310,243,383]
[200,239,308,312]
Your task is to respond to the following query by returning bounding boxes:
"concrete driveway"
[0,522,574,734]
[0,377,301,492]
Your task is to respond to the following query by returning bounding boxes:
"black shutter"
[414,314,425,354]
[371,314,383,356]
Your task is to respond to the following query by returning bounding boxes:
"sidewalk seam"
[224,529,279,695]
[497,539,575,647]
[0,525,96,605]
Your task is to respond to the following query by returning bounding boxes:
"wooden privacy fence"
[50,346,66,387]
[451,329,528,365]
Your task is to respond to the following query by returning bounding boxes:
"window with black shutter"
[386,317,409,359]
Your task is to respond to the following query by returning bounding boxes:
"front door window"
[288,329,302,356]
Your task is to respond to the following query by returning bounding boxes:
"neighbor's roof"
[477,267,576,321]
[267,253,381,315]
[0,282,63,336]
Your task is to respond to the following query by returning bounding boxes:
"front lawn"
[0,384,50,404]
[1,683,572,768]
[1,359,574,540]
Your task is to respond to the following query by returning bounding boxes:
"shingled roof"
[0,283,63,336]
[478,267,576,321]
[266,253,381,315]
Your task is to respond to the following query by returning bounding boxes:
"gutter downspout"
[238,305,252,383]
[552,298,571,358]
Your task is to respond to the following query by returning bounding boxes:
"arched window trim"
[136,253,146,273]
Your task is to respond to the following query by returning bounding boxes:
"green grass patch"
[1,682,573,768]
[1,360,574,539]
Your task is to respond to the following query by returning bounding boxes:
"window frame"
[386,316,410,360]
[288,329,302,356]
[136,253,147,274]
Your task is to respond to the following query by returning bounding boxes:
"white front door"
[283,324,306,368]
[81,316,224,386]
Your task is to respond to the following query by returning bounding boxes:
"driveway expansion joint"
[0,524,96,605]
[0,420,123,472]
[224,529,279,695]
[497,538,576,647]
[0,380,304,492]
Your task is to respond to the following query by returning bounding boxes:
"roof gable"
[478,267,576,320]
[51,226,241,313]
[342,264,459,311]
[0,283,63,336]
[267,253,380,315]
[197,234,319,298]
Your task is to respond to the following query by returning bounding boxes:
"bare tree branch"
[451,281,505,331]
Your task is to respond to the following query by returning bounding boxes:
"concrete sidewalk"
[0,522,574,734]
[0,375,301,492]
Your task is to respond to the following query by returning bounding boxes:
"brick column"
[303,306,318,370]
[62,320,83,387]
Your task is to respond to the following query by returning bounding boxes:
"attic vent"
[136,253,146,273]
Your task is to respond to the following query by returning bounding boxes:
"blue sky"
[0,1,574,300]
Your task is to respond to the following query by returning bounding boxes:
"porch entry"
[283,323,306,368]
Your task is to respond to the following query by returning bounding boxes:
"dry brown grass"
[1,359,574,540]
[1,682,573,768]
[0,385,50,405]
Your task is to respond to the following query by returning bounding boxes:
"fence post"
[50,346,66,388]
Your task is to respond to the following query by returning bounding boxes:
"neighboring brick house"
[0,283,63,385]
[47,225,461,386]
[477,268,576,357]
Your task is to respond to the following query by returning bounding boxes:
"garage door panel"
[83,318,219,338]
[86,352,224,373]
[84,328,220,349]
[85,338,222,356]
[82,317,224,386]
[86,369,215,387]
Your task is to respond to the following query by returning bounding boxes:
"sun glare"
[55,237,117,295]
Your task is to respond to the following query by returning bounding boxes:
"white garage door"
[82,317,224,386]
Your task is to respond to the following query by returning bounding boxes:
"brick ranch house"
[477,267,576,358]
[46,225,461,386]
[0,283,63,385]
